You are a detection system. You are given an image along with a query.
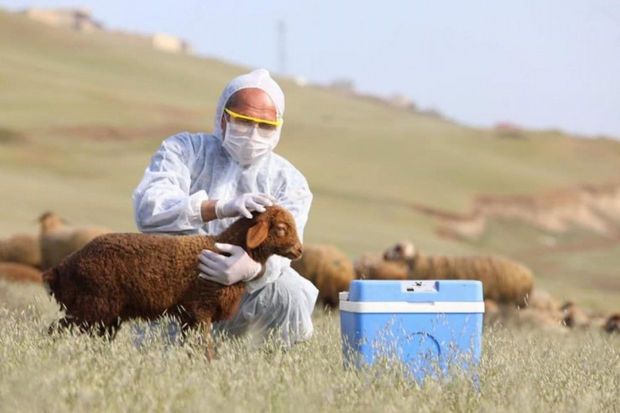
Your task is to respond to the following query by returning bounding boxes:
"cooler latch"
[402,281,438,293]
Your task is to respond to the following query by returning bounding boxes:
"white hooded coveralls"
[132,69,318,346]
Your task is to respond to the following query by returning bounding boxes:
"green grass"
[0,281,618,412]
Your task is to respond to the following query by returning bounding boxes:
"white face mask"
[222,125,281,166]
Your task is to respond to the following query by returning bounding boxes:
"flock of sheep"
[294,240,620,334]
[1,210,619,351]
[0,212,110,280]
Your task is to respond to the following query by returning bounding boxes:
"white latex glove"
[197,243,262,285]
[215,193,275,219]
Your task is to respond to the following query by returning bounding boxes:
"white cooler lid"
[339,280,485,313]
[339,291,485,313]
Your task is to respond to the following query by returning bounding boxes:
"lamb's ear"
[246,220,269,249]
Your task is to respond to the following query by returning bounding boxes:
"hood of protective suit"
[213,69,285,140]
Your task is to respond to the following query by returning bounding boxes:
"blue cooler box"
[339,280,484,382]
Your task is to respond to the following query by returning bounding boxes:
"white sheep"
[0,262,42,284]
[560,301,591,328]
[379,240,534,305]
[38,211,110,270]
[291,244,355,308]
[0,233,41,268]
[523,288,561,313]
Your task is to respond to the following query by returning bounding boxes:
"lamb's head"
[383,240,416,262]
[38,211,66,234]
[223,205,303,263]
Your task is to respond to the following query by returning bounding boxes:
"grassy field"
[1,9,619,308]
[1,10,620,411]
[0,281,618,412]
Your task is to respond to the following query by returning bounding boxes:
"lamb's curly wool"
[291,244,355,308]
[0,262,42,284]
[0,234,41,268]
[43,206,302,349]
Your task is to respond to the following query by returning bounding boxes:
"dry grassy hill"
[1,10,619,309]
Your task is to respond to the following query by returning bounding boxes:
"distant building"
[329,78,355,93]
[420,108,444,119]
[21,8,193,55]
[494,122,524,138]
[293,76,308,87]
[388,93,416,110]
[151,33,192,54]
[22,7,103,32]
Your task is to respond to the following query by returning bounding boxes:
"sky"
[3,0,620,138]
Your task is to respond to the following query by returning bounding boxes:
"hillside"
[1,10,619,310]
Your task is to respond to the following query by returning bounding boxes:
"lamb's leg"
[198,319,215,361]
[48,316,99,337]
[175,308,196,342]
[176,317,214,360]
[176,303,216,360]
[95,318,122,340]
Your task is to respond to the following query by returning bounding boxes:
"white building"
[23,8,103,33]
[151,33,192,54]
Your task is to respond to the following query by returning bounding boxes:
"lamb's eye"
[275,223,287,237]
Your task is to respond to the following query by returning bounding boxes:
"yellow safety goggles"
[225,108,282,128]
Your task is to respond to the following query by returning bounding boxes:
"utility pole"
[277,19,287,75]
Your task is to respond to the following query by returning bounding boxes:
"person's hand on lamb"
[215,193,276,219]
[198,243,264,285]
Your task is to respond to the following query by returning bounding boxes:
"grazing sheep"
[353,247,410,280]
[382,240,416,262]
[482,299,566,331]
[561,301,591,328]
[483,299,503,324]
[380,241,534,305]
[291,244,355,308]
[0,233,41,268]
[0,262,42,284]
[483,295,568,331]
[38,212,110,270]
[513,308,566,332]
[43,206,302,357]
[523,289,561,313]
[604,314,620,333]
[355,259,409,281]
[353,253,377,279]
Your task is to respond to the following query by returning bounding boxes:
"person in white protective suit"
[132,69,318,346]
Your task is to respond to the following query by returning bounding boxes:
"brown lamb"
[43,206,302,356]
[0,262,42,284]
